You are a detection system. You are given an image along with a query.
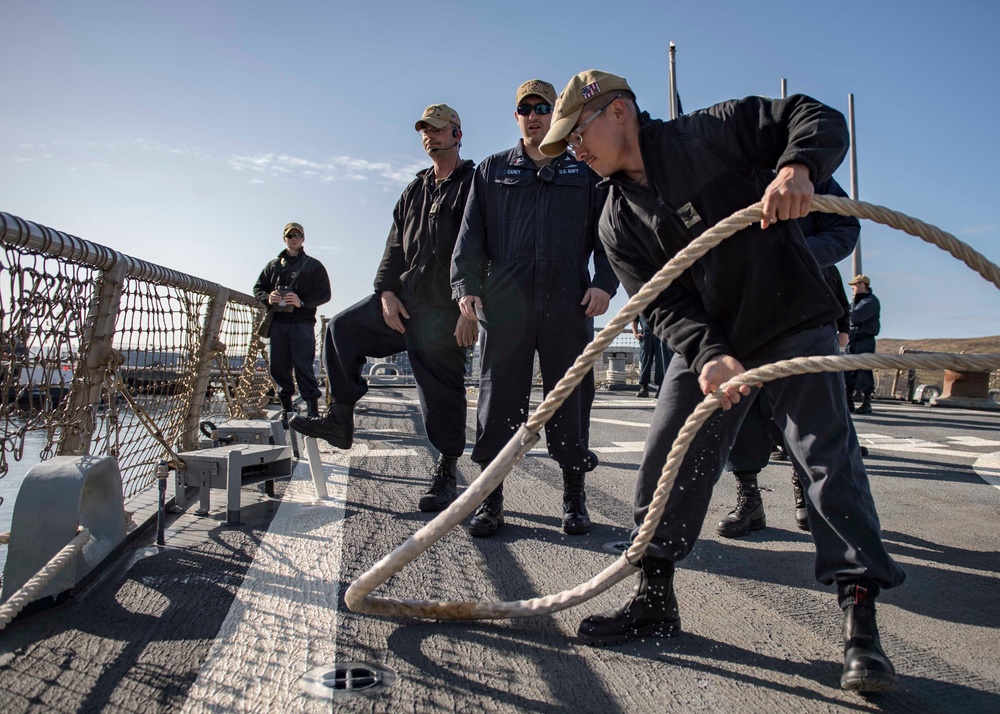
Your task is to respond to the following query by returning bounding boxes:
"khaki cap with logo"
[848,274,871,286]
[540,69,634,157]
[516,79,557,106]
[414,103,461,131]
[283,222,304,237]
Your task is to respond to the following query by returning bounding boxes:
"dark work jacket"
[823,265,851,334]
[598,94,848,374]
[799,177,860,336]
[374,160,475,307]
[798,176,859,268]
[848,290,880,353]
[451,142,618,317]
[253,248,331,324]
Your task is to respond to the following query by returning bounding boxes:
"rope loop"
[342,196,1000,621]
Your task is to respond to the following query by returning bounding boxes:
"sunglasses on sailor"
[566,93,622,158]
[285,232,303,239]
[516,102,553,116]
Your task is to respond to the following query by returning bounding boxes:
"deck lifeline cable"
[344,195,1000,620]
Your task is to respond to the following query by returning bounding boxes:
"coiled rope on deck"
[344,195,1000,620]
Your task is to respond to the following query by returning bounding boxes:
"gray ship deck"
[1,390,998,713]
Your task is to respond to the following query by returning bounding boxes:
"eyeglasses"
[516,103,553,116]
[285,232,303,239]
[566,94,621,157]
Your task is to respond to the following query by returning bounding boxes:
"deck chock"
[1,455,126,606]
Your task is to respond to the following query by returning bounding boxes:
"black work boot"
[562,470,591,535]
[839,581,897,692]
[278,395,294,427]
[419,455,458,512]
[791,474,810,531]
[468,481,503,537]
[578,555,681,646]
[857,392,873,414]
[305,398,320,418]
[289,402,355,449]
[716,471,766,538]
[636,384,650,398]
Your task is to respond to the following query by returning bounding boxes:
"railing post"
[58,262,127,455]
[233,328,268,419]
[180,289,230,451]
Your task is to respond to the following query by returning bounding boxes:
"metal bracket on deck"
[173,443,293,525]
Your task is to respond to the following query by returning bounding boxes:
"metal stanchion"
[156,460,169,546]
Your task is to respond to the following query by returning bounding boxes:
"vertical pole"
[849,93,862,277]
[227,450,241,526]
[781,78,787,99]
[156,460,168,545]
[181,288,230,451]
[668,42,678,120]
[58,261,127,455]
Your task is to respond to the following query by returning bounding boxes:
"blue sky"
[2,0,997,339]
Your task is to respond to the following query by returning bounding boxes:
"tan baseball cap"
[540,69,634,157]
[516,79,557,106]
[414,103,461,131]
[848,274,871,286]
[283,222,304,237]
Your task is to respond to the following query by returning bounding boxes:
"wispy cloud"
[228,152,424,186]
[132,139,212,160]
[959,224,995,236]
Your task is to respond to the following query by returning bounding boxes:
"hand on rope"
[760,163,813,229]
[698,355,759,409]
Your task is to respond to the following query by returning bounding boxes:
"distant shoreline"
[877,335,1000,354]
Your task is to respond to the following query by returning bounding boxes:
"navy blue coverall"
[451,143,619,472]
[845,290,881,399]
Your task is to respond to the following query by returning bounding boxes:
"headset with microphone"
[430,125,461,152]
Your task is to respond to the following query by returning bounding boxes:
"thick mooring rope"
[0,527,91,630]
[344,195,1000,620]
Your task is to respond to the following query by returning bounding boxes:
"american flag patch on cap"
[580,81,601,100]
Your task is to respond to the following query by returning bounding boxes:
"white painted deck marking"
[857,432,985,458]
[181,450,349,712]
[973,452,1000,491]
[592,441,648,454]
[340,443,419,458]
[591,417,653,428]
[947,436,1000,447]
